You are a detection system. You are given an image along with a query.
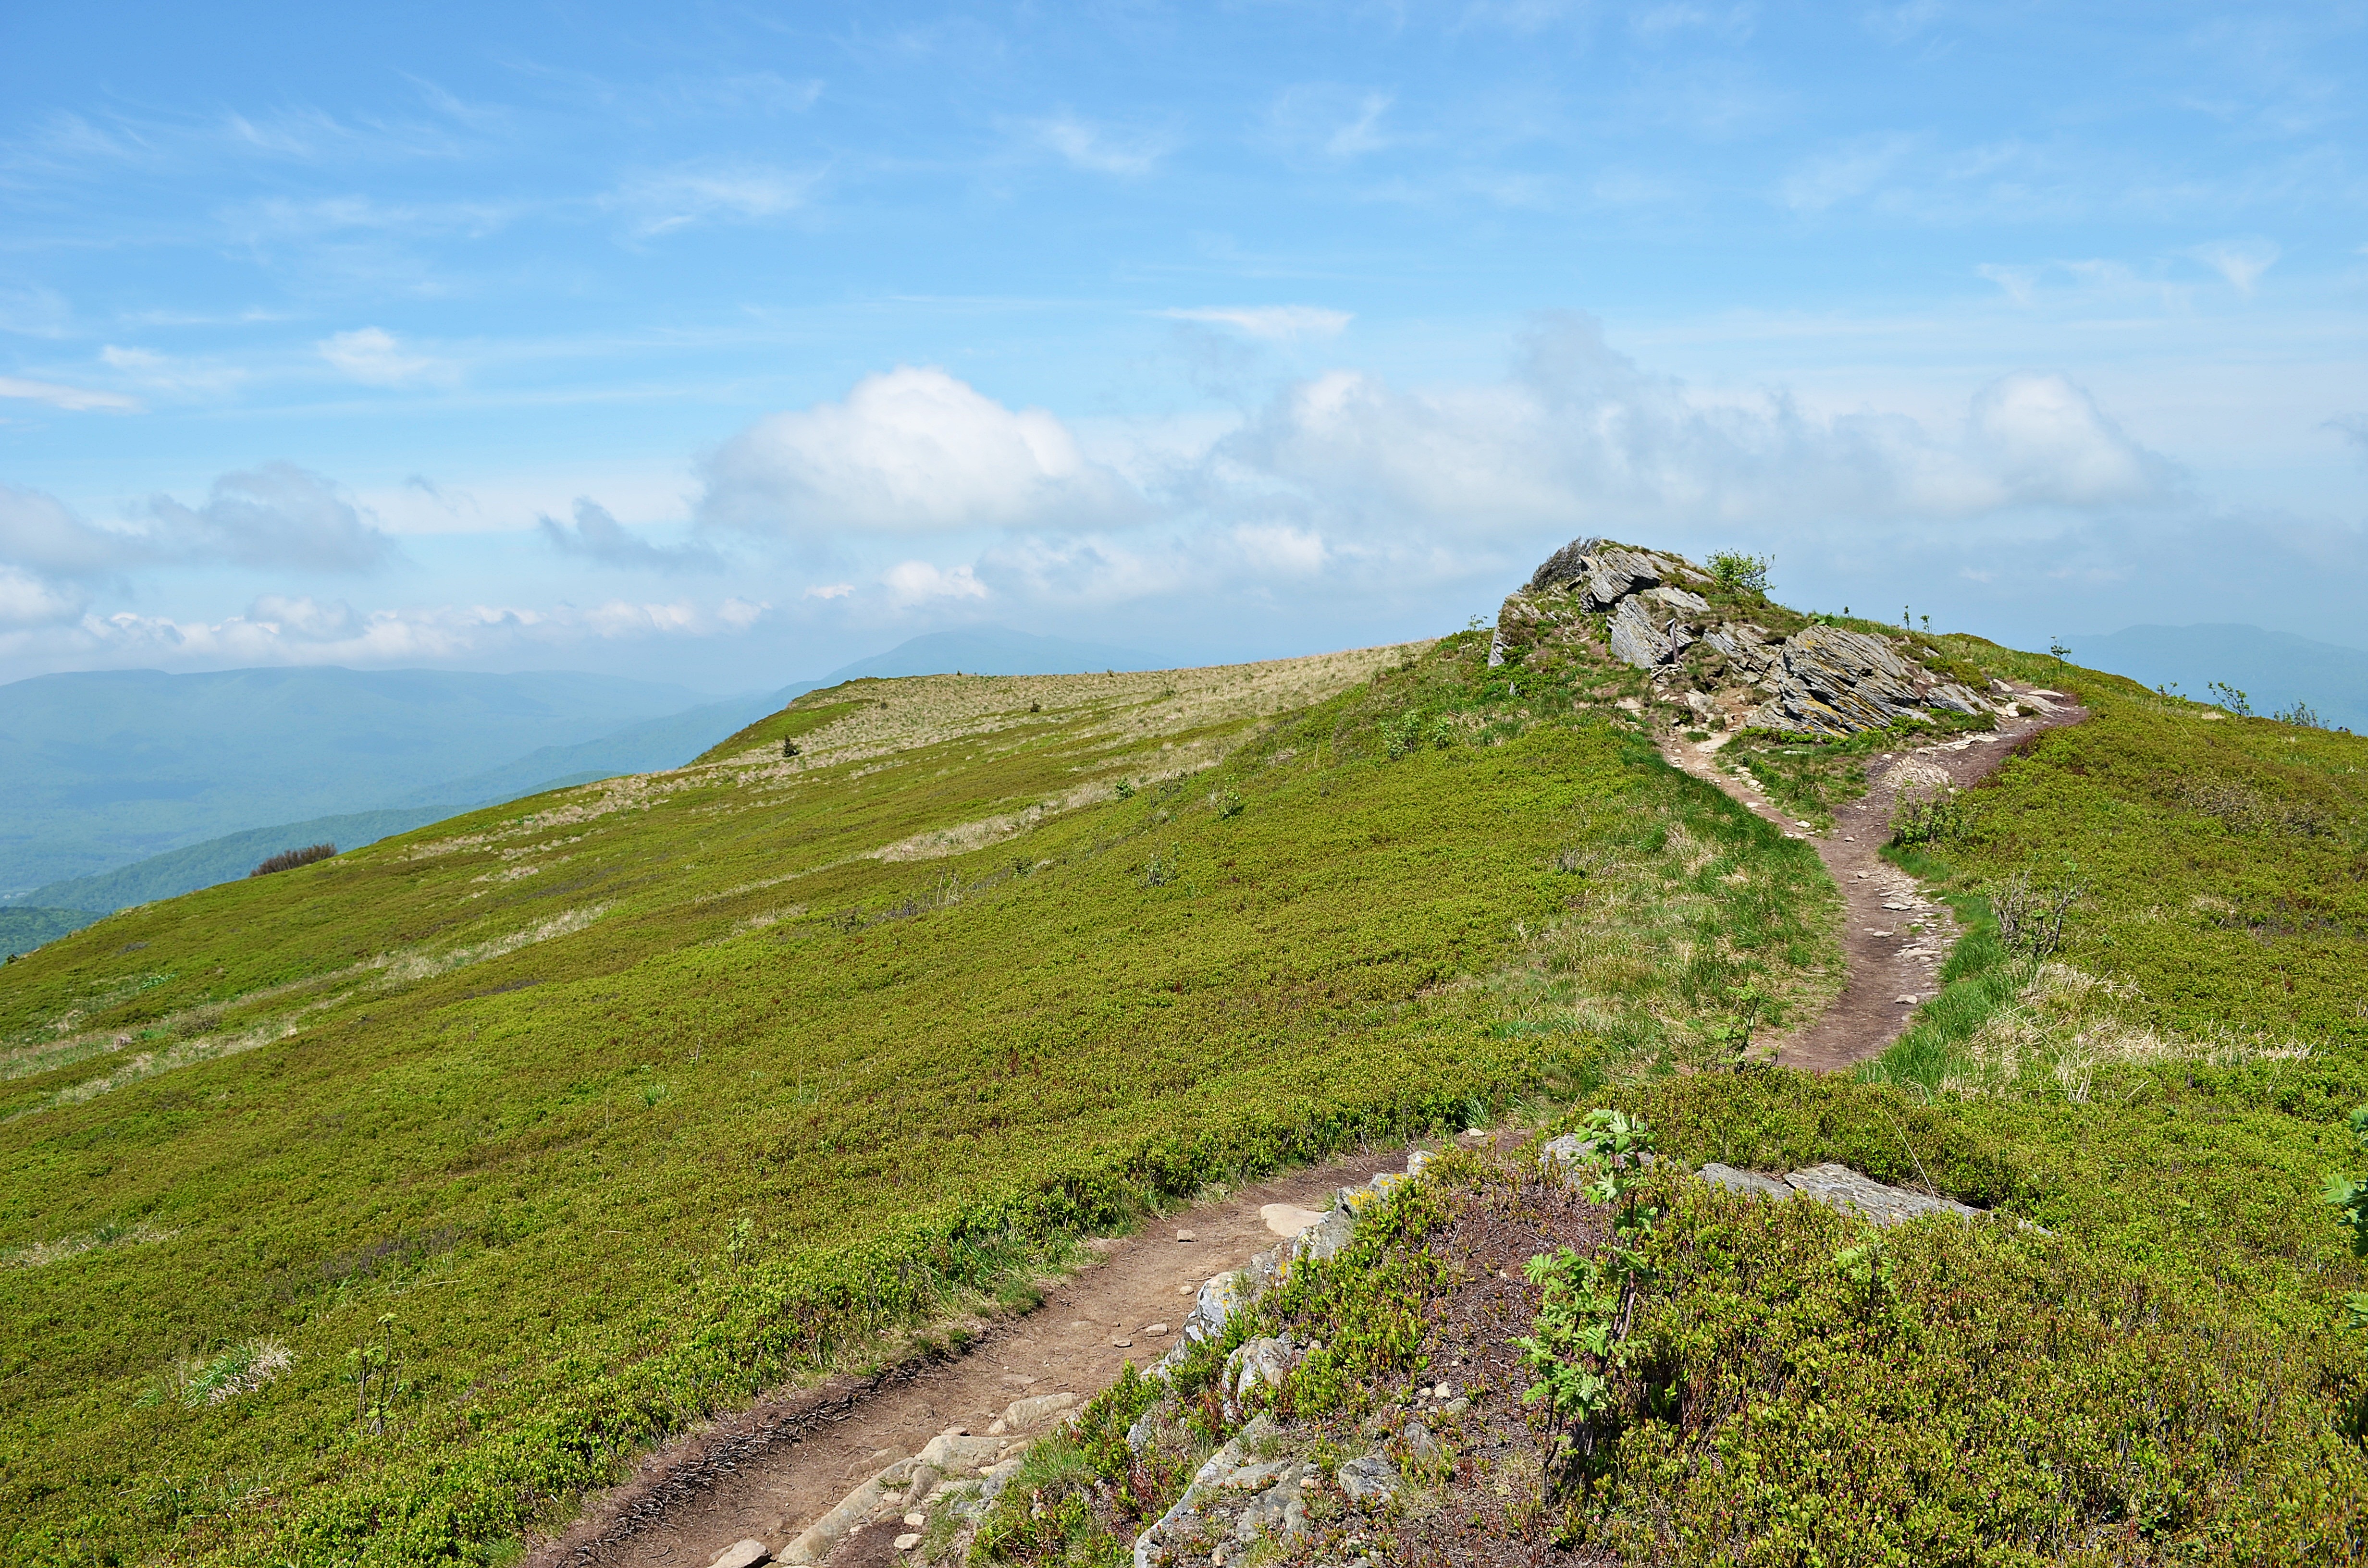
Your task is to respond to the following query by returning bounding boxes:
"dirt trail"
[528,1146,1427,1568]
[1660,684,2085,1072]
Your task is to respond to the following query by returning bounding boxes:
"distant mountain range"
[0,626,1166,955]
[2067,624,2367,732]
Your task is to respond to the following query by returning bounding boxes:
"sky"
[1,0,2363,693]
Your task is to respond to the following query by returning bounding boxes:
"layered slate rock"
[1491,534,2020,736]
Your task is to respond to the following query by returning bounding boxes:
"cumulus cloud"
[0,565,88,630]
[538,498,724,572]
[1196,313,2174,539]
[1162,306,1352,341]
[318,327,445,387]
[883,560,987,605]
[0,482,147,577]
[148,463,401,573]
[699,366,1146,536]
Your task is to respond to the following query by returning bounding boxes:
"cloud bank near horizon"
[7,314,2356,682]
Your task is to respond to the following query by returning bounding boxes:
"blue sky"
[1,1,2362,691]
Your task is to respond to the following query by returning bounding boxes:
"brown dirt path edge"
[1659,684,2086,1072]
[523,1147,1421,1568]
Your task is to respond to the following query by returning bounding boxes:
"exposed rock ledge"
[1491,536,2022,737]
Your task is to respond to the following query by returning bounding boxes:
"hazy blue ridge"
[3,807,471,942]
[0,906,100,961]
[820,627,1158,683]
[2069,624,2368,731]
[0,666,741,892]
[384,692,781,808]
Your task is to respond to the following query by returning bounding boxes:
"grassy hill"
[0,634,1840,1565]
[6,609,2366,1567]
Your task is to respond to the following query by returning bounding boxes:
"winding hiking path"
[525,1148,1427,1568]
[1659,683,2086,1072]
[530,689,2084,1568]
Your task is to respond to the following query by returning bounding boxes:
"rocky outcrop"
[1492,536,2022,737]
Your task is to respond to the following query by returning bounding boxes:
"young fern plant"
[1515,1110,1661,1465]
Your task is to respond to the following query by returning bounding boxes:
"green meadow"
[1,632,1837,1565]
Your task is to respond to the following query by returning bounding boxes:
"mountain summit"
[1491,537,2029,736]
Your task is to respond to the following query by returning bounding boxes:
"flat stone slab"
[1698,1160,1986,1226]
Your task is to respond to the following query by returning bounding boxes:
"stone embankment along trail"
[1660,686,2087,1073]
[525,1150,1415,1568]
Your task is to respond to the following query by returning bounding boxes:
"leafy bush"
[248,842,335,877]
[1704,551,1771,597]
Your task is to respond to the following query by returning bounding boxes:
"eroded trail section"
[528,1149,1415,1568]
[1660,686,2086,1072]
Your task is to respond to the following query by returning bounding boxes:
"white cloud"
[0,565,87,630]
[0,483,147,576]
[0,375,142,413]
[148,463,402,573]
[1162,306,1353,341]
[1198,313,2173,538]
[699,366,1145,536]
[26,593,767,671]
[318,327,444,387]
[608,162,821,235]
[1029,114,1171,176]
[883,560,988,605]
[805,582,855,599]
[2188,238,2281,295]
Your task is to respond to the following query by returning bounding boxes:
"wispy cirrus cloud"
[0,375,141,413]
[317,327,450,387]
[606,161,823,234]
[1027,113,1173,176]
[1161,306,1352,341]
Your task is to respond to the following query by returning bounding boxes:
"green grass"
[1542,646,2368,1561]
[0,635,1834,1566]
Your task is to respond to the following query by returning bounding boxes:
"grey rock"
[1582,548,1665,610]
[1336,1454,1402,1506]
[1747,624,1928,736]
[1646,584,1711,615]
[708,1541,771,1568]
[1133,1417,1281,1568]
[1402,1419,1443,1467]
[1525,537,1612,594]
[1698,1163,1795,1200]
[1223,1333,1298,1406]
[1294,1208,1354,1263]
[1229,1461,1318,1552]
[1609,596,1694,669]
[1779,1163,1986,1226]
[1924,680,1991,716]
[1439,1396,1470,1416]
